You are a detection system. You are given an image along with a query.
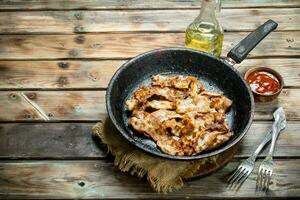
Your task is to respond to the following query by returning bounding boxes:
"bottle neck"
[199,0,219,22]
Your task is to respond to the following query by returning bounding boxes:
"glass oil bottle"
[185,0,224,56]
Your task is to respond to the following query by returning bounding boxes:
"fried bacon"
[176,94,211,114]
[152,75,195,89]
[129,110,166,140]
[126,75,233,156]
[210,96,233,113]
[145,100,175,110]
[151,109,182,122]
[163,119,183,136]
[126,86,187,111]
[152,75,204,96]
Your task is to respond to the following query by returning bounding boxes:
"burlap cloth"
[93,119,236,193]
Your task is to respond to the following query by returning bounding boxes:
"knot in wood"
[74,25,84,33]
[74,105,81,112]
[74,12,83,20]
[58,62,69,69]
[26,93,36,100]
[57,76,69,87]
[24,113,32,119]
[68,49,80,57]
[75,35,85,44]
[9,93,17,100]
[78,181,85,187]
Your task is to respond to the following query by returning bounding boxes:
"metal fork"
[227,128,272,188]
[256,107,286,191]
[227,107,286,188]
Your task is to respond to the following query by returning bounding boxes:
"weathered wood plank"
[0,91,106,121]
[0,60,122,89]
[0,159,299,199]
[255,89,300,120]
[0,123,107,159]
[0,9,299,34]
[0,59,299,89]
[0,121,299,159]
[1,0,299,10]
[237,121,300,157]
[0,32,298,60]
[0,89,299,121]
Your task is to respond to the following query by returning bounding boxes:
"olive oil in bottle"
[185,0,223,57]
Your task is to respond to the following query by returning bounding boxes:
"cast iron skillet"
[106,20,278,160]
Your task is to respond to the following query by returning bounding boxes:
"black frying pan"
[106,20,278,160]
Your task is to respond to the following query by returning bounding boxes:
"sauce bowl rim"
[244,66,284,97]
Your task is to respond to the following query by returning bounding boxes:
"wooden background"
[0,0,299,199]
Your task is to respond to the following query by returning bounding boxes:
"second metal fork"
[227,107,286,188]
[256,107,286,191]
[227,128,272,188]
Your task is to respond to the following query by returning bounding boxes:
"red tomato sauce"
[246,71,281,95]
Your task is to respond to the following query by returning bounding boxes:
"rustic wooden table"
[0,0,299,199]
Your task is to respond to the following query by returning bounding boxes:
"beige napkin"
[93,120,235,193]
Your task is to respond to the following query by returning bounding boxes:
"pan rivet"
[238,46,245,53]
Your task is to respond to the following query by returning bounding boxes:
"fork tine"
[262,169,271,191]
[261,169,268,190]
[256,169,261,189]
[256,177,260,190]
[262,169,269,190]
[227,166,242,183]
[265,170,271,190]
[264,170,272,191]
[267,171,273,188]
[256,168,264,190]
[257,169,262,190]
[231,170,250,191]
[255,174,261,191]
[235,170,251,188]
[234,169,248,184]
[228,167,246,185]
[263,177,269,191]
[262,170,268,190]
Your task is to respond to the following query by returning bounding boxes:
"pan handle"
[227,19,278,64]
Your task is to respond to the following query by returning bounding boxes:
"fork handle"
[249,129,272,162]
[268,120,281,156]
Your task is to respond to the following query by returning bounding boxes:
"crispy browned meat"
[151,109,182,122]
[126,86,187,111]
[163,119,183,137]
[176,94,211,114]
[145,100,175,110]
[152,75,204,96]
[127,75,233,156]
[201,91,232,112]
[210,96,233,113]
[129,110,166,140]
[152,75,195,89]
